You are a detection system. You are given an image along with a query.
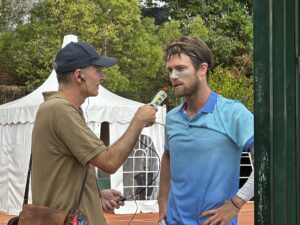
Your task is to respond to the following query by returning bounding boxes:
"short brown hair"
[56,71,74,86]
[164,37,214,80]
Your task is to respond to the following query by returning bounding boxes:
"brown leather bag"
[7,156,88,225]
[7,217,19,225]
[18,205,72,225]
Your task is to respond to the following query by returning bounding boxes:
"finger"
[220,221,228,225]
[158,218,166,225]
[104,201,114,212]
[200,209,216,218]
[118,201,125,206]
[102,203,109,213]
[146,121,155,127]
[210,218,222,225]
[104,202,113,212]
[149,103,158,110]
[202,215,218,225]
[109,200,119,208]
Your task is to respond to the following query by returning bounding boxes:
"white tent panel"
[110,122,164,214]
[0,123,33,214]
[0,71,58,125]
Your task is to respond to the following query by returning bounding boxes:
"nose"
[169,72,178,81]
[98,70,105,80]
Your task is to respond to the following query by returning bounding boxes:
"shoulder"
[216,95,252,116]
[41,92,79,115]
[167,104,184,119]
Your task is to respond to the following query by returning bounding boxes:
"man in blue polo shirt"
[158,37,254,225]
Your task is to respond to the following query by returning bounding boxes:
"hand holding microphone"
[133,89,168,128]
[147,89,168,126]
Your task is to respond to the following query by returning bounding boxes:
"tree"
[3,0,164,92]
[141,0,253,66]
[210,66,253,110]
[141,0,254,110]
[96,0,164,92]
[0,0,39,30]
[0,0,254,109]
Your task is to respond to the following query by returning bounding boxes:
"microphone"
[150,89,168,106]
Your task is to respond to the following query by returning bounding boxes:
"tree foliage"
[0,0,38,30]
[0,0,254,111]
[143,0,253,66]
[210,66,253,110]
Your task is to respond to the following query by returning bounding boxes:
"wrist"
[158,197,167,207]
[231,195,246,209]
[131,116,146,130]
[230,198,241,210]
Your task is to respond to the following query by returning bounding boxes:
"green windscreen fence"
[254,0,300,224]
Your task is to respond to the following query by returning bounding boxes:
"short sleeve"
[225,102,254,151]
[55,108,105,165]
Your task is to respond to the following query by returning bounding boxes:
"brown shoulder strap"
[70,166,89,214]
[23,154,88,214]
[22,156,32,205]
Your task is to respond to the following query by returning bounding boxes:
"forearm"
[158,153,170,209]
[108,118,144,167]
[233,145,254,207]
[236,170,254,202]
[230,172,253,210]
[90,117,144,173]
[89,104,157,173]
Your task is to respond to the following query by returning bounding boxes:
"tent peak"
[62,34,78,48]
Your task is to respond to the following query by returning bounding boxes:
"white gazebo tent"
[0,35,166,214]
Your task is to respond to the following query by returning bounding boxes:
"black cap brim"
[92,56,118,68]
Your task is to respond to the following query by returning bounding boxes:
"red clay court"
[0,202,253,225]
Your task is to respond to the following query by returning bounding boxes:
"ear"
[73,69,83,83]
[197,63,208,79]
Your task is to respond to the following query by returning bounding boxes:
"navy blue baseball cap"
[53,42,118,74]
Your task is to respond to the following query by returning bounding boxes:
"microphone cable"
[125,138,162,225]
[106,89,167,224]
[105,137,161,225]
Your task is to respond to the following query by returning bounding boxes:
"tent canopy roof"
[0,71,165,125]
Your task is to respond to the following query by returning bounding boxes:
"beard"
[174,73,200,98]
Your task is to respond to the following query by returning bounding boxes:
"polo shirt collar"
[43,91,84,116]
[43,91,66,101]
[201,91,218,113]
[179,91,218,114]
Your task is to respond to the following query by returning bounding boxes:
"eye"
[175,66,186,72]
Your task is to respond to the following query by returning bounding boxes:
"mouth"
[173,83,183,88]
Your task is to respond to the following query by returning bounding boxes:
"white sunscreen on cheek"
[170,69,192,79]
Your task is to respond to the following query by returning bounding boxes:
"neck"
[185,86,211,117]
[58,87,85,109]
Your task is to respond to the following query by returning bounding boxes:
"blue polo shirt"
[164,92,254,225]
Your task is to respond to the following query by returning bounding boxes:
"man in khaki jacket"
[31,42,157,225]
